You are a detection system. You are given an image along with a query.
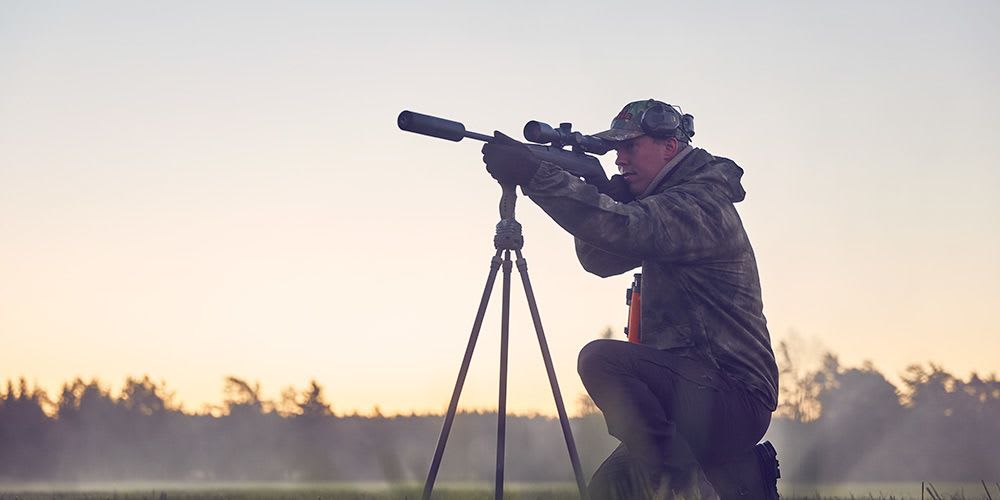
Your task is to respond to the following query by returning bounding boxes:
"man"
[482,99,780,499]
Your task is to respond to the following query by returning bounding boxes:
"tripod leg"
[422,250,504,500]
[514,249,591,500]
[495,250,512,500]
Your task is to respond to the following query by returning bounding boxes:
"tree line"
[771,343,1000,481]
[0,348,997,482]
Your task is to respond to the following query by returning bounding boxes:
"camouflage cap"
[592,99,670,142]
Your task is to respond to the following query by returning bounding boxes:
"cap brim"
[592,128,645,142]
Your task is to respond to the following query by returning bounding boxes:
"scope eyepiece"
[571,132,610,155]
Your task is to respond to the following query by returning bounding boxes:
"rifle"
[397,110,611,184]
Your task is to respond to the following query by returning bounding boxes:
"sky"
[1,0,998,417]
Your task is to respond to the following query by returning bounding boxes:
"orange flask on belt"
[625,273,641,344]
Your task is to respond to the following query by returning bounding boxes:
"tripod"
[421,183,590,500]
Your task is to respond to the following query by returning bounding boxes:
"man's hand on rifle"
[483,131,632,203]
[482,132,541,186]
[597,174,635,203]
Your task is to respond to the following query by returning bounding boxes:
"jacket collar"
[644,147,747,203]
[637,145,703,199]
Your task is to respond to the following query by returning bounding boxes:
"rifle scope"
[523,121,610,155]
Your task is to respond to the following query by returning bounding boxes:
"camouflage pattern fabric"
[522,148,778,410]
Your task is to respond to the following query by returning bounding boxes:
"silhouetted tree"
[223,376,264,416]
[298,380,333,417]
[119,375,174,416]
[795,357,903,480]
[775,339,821,422]
[0,378,51,479]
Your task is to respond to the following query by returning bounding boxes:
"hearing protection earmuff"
[640,100,696,140]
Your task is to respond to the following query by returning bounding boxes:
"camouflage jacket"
[523,148,778,410]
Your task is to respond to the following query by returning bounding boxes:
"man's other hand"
[482,132,541,185]
[597,174,635,203]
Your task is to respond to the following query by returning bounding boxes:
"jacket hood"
[654,148,746,203]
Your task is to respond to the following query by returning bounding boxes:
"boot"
[753,441,780,500]
[702,441,781,500]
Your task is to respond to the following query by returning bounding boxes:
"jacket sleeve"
[523,162,743,263]
[575,238,641,277]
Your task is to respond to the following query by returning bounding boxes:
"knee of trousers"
[577,339,629,385]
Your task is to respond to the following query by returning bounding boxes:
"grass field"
[0,481,995,499]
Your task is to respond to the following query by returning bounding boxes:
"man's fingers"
[482,142,503,161]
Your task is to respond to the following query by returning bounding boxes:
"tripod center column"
[494,183,524,251]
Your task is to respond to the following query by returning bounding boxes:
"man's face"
[613,135,674,195]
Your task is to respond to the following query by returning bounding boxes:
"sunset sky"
[2,0,998,417]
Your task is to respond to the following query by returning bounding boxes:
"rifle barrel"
[398,110,493,143]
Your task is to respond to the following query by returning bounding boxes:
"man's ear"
[662,137,679,160]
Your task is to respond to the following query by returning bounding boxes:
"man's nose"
[615,152,626,169]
